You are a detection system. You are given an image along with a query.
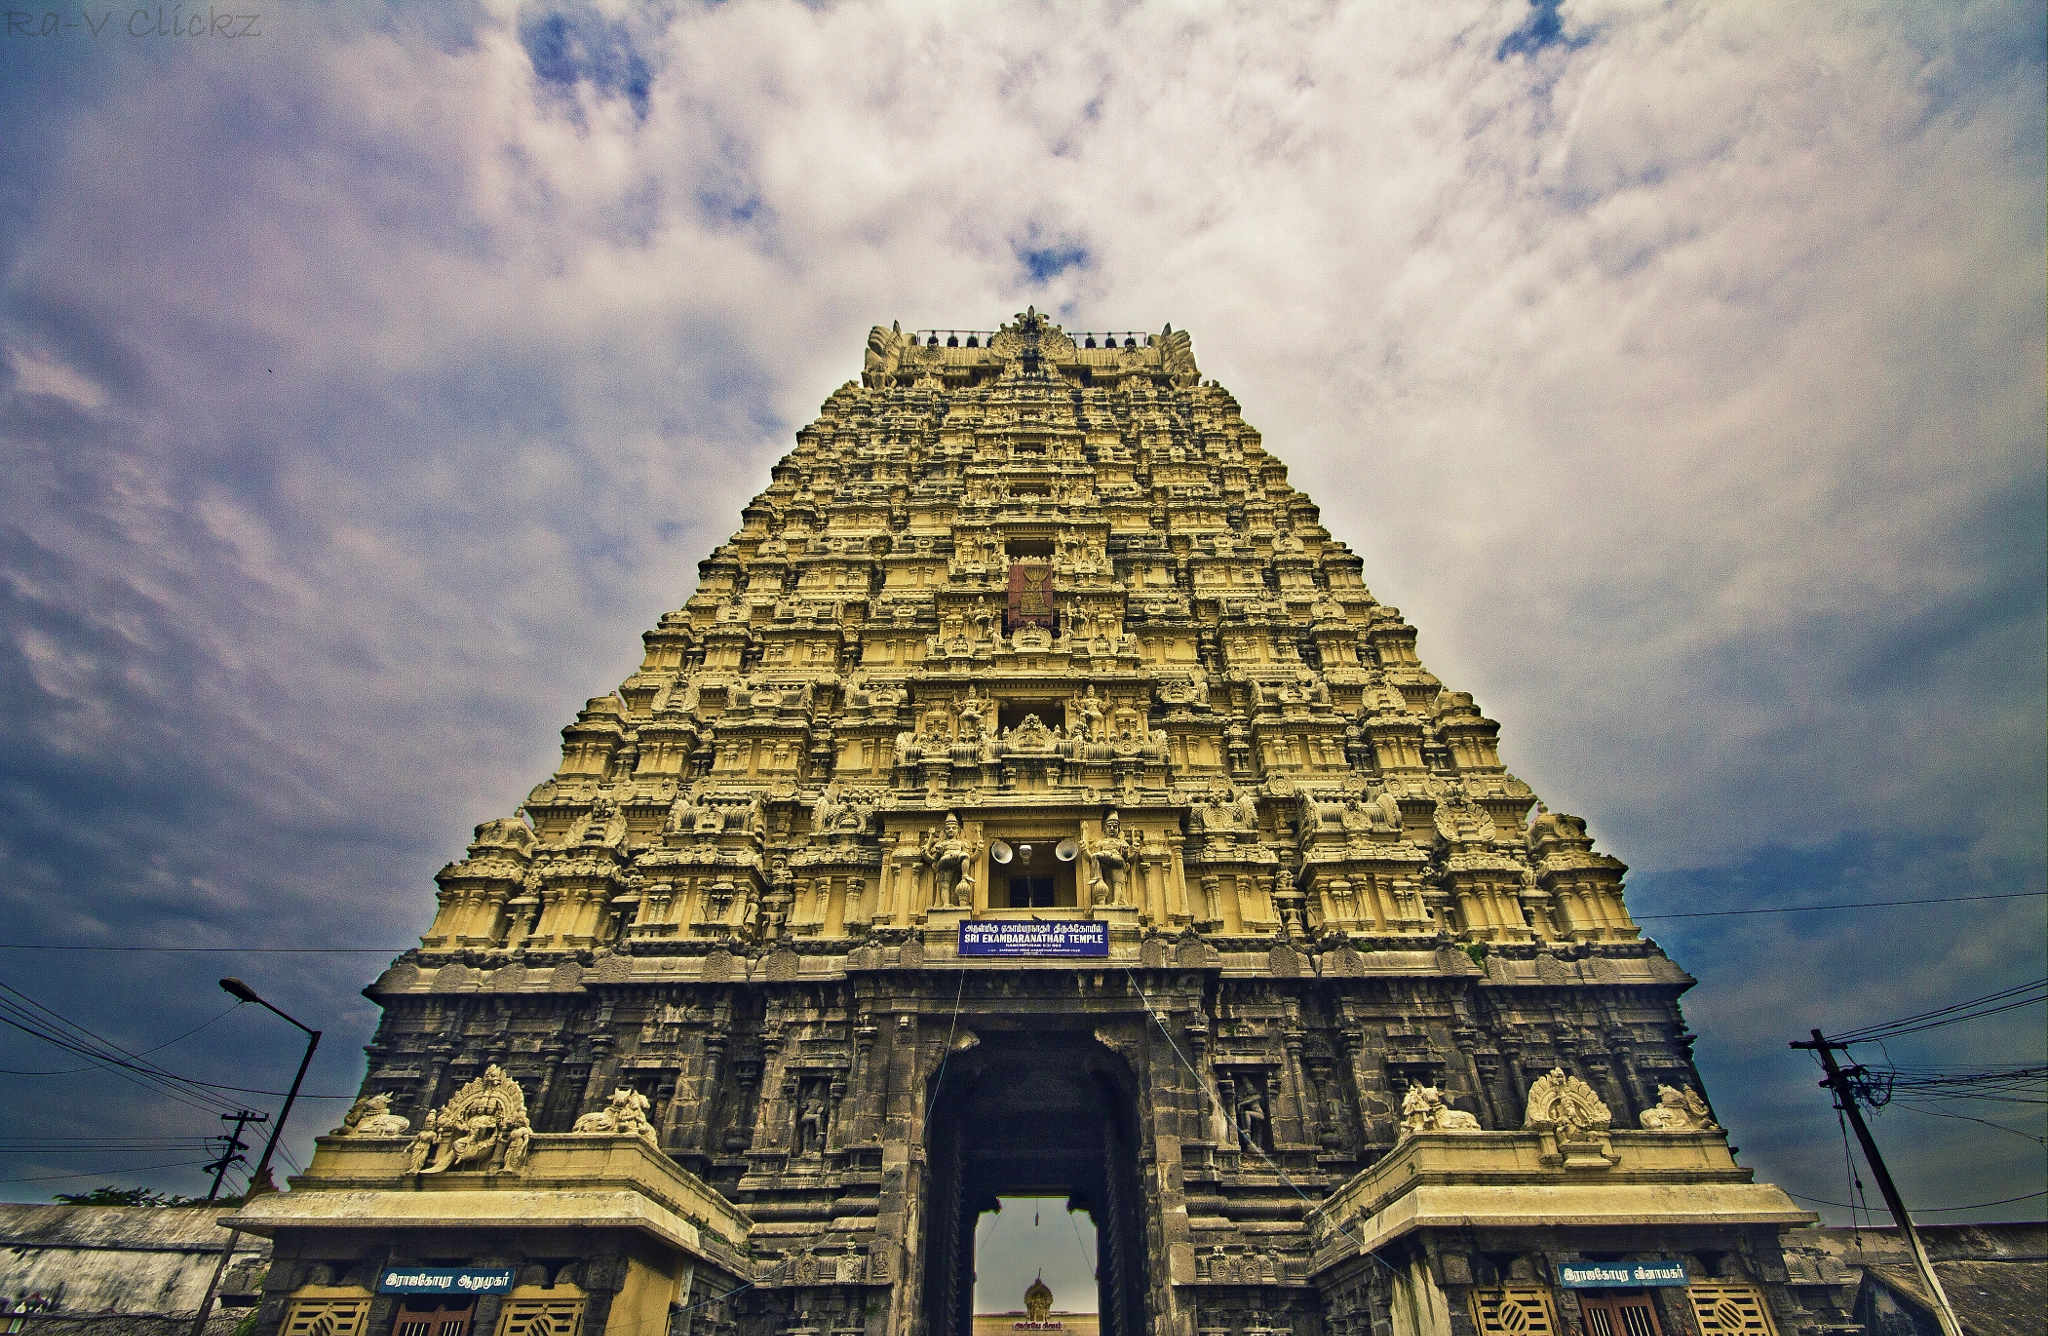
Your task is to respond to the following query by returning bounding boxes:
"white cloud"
[0,0,2039,1213]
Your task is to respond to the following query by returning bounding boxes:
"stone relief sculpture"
[1074,684,1106,743]
[1639,1084,1718,1131]
[1398,1083,1481,1138]
[925,813,978,907]
[573,1087,660,1147]
[1087,811,1134,906]
[331,1093,410,1138]
[1522,1067,1612,1140]
[796,1091,830,1156]
[405,1066,532,1174]
[1233,1077,1271,1150]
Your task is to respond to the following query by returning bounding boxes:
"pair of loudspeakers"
[989,839,1079,866]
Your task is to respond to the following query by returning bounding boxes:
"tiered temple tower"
[233,313,1825,1336]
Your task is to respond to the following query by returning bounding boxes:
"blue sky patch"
[520,5,653,121]
[1016,243,1089,284]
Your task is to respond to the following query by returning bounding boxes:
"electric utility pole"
[201,1111,265,1205]
[1791,1029,1964,1336]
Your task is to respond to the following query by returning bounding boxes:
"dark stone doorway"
[922,1030,1149,1336]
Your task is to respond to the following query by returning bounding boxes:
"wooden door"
[1578,1291,1663,1336]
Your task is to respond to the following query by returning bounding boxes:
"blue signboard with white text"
[379,1268,516,1296]
[958,919,1109,957]
[1556,1261,1689,1289]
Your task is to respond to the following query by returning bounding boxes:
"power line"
[1788,1188,2047,1215]
[0,945,409,953]
[0,981,358,1099]
[0,987,245,1117]
[1891,1102,2046,1145]
[0,1002,242,1075]
[0,889,2037,949]
[0,1160,210,1185]
[1636,890,2046,920]
[1833,977,2048,1044]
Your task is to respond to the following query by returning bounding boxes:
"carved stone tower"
[231,314,1824,1336]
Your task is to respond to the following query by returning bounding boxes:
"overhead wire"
[0,887,2032,954]
[1831,977,2047,1044]
[0,1160,212,1185]
[1634,890,2044,920]
[1889,1102,2046,1144]
[1788,1188,2047,1215]
[0,1002,243,1075]
[0,987,246,1117]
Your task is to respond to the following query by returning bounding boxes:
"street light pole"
[189,980,322,1336]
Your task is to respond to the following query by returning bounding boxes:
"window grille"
[281,1298,370,1336]
[1688,1283,1776,1336]
[497,1298,586,1336]
[1469,1286,1558,1336]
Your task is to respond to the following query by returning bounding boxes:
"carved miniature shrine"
[227,314,1827,1336]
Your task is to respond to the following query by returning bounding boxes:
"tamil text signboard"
[379,1268,516,1296]
[959,919,1108,958]
[1556,1262,1688,1289]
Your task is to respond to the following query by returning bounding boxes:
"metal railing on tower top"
[910,330,1155,350]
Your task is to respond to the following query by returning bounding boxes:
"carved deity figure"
[333,1093,410,1138]
[1233,1080,1270,1150]
[926,813,977,907]
[403,1110,442,1173]
[1639,1084,1717,1132]
[1088,811,1134,906]
[797,1091,830,1155]
[410,1066,533,1174]
[1523,1067,1612,1140]
[580,795,624,846]
[574,1087,660,1147]
[811,783,843,834]
[1075,685,1106,743]
[1398,1082,1482,1138]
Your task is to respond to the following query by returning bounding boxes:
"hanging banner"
[959,919,1108,957]
[1556,1262,1689,1289]
[1008,562,1055,628]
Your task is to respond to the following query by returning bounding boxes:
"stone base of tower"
[1306,1131,1815,1336]
[225,1135,755,1336]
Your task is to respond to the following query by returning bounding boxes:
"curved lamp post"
[189,979,322,1336]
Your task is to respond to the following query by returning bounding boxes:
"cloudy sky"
[1,0,2041,1294]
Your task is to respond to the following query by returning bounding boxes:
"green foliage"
[1463,942,1489,968]
[53,1186,212,1207]
[231,1307,262,1336]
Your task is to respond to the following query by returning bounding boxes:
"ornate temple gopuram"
[229,313,1831,1336]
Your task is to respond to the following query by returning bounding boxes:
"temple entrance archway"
[922,1030,1149,1336]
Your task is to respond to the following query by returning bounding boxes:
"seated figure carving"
[1522,1067,1612,1140]
[1398,1082,1482,1138]
[1638,1084,1717,1132]
[332,1093,410,1138]
[573,1087,661,1148]
[404,1066,532,1175]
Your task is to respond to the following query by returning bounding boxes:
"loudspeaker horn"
[989,841,1014,865]
[1055,838,1080,863]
